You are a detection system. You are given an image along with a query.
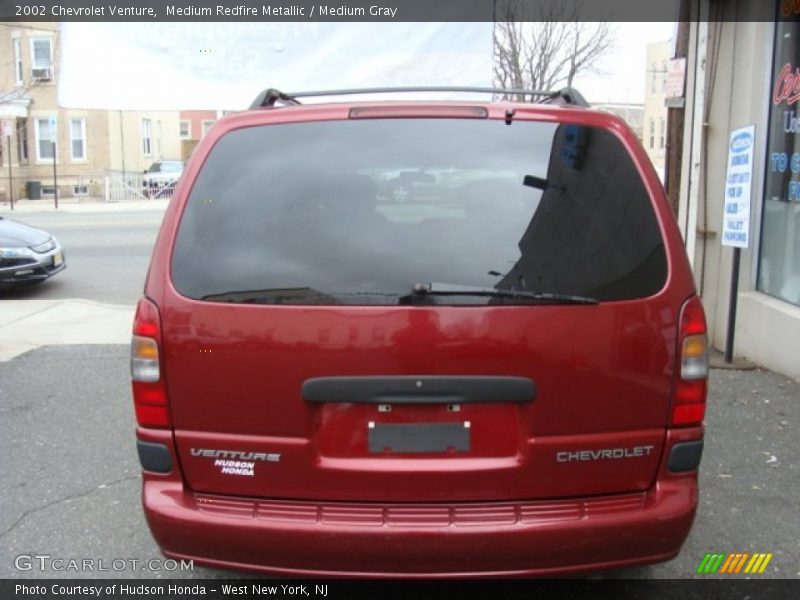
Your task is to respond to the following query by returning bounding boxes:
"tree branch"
[492,0,615,102]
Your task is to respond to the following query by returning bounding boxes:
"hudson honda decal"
[190,448,281,477]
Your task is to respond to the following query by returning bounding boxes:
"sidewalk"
[0,196,169,214]
[0,299,134,362]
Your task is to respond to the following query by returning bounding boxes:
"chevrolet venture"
[131,87,708,576]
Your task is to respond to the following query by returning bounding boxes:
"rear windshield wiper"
[404,282,598,305]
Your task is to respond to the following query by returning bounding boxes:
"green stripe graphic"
[699,553,727,574]
[697,551,774,575]
[696,553,713,574]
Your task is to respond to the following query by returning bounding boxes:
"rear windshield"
[172,118,666,305]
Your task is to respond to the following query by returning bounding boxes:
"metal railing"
[104,170,178,202]
[0,170,178,208]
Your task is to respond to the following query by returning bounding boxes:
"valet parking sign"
[722,125,755,248]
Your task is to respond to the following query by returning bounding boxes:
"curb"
[0,298,135,362]
[0,199,169,214]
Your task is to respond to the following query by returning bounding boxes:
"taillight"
[131,297,170,428]
[672,296,709,427]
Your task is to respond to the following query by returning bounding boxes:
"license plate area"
[314,403,522,458]
[368,421,470,454]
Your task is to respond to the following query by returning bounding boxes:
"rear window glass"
[172,118,666,305]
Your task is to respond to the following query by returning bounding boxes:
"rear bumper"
[142,476,698,577]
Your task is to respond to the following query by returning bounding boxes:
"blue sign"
[722,125,755,249]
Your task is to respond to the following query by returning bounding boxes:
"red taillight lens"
[131,297,170,428]
[672,296,709,427]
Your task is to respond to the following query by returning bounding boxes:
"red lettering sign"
[782,0,800,18]
[773,63,800,105]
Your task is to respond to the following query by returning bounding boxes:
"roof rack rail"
[248,86,590,109]
[543,87,589,107]
[249,88,303,108]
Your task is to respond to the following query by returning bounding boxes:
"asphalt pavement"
[0,345,797,580]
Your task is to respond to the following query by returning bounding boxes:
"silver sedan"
[0,216,66,288]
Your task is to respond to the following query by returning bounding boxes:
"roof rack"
[249,86,590,109]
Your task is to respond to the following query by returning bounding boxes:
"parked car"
[381,169,437,202]
[0,216,65,288]
[131,87,708,577]
[142,160,183,198]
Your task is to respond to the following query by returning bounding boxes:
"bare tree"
[493,0,614,101]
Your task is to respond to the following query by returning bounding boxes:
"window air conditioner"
[32,67,52,81]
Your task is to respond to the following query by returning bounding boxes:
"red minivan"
[131,88,708,577]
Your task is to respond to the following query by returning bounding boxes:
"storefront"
[680,0,800,379]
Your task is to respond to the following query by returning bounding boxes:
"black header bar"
[3,579,800,600]
[0,0,782,23]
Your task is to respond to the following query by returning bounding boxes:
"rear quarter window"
[171,117,666,305]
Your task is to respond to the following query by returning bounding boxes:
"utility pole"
[50,115,58,209]
[52,141,58,210]
[120,110,126,179]
[3,121,13,210]
[6,134,12,210]
[665,4,691,217]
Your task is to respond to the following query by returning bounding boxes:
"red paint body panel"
[163,299,675,501]
[136,100,705,575]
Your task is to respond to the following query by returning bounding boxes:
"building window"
[13,38,23,85]
[661,61,667,93]
[760,16,800,307]
[201,120,215,137]
[73,185,89,196]
[179,120,190,139]
[70,118,86,161]
[649,119,655,149]
[16,119,28,163]
[34,117,56,161]
[659,118,666,150]
[142,118,152,156]
[30,37,52,79]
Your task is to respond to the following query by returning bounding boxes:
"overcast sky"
[58,22,674,110]
[576,22,674,105]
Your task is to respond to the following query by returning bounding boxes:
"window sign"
[665,57,686,108]
[759,6,800,306]
[722,125,755,248]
